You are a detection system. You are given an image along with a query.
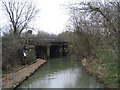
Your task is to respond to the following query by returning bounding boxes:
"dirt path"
[2,59,46,88]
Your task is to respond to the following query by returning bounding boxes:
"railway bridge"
[23,30,68,59]
[34,39,68,59]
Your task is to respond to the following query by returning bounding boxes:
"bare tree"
[2,0,39,35]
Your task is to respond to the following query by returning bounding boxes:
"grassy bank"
[83,46,119,88]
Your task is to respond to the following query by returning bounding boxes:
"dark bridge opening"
[35,42,68,59]
[35,45,47,59]
[50,45,60,58]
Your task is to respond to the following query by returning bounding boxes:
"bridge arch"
[35,41,68,59]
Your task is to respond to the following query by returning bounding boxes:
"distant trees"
[33,31,65,45]
[36,31,57,39]
[2,0,39,35]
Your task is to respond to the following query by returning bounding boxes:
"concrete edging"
[2,59,47,89]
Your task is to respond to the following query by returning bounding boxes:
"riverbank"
[2,59,46,89]
[17,56,103,88]
[82,58,118,88]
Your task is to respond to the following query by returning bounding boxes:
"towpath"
[2,59,46,88]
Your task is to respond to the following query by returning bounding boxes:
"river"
[17,56,103,88]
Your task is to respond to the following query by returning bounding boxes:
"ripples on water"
[17,56,103,88]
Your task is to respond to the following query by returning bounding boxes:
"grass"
[89,45,119,88]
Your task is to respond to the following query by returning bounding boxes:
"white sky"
[31,0,71,35]
[0,0,106,35]
[27,0,83,35]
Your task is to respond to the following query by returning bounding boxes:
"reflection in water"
[17,56,103,88]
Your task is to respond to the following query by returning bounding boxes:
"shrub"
[2,32,23,72]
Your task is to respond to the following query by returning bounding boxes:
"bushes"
[25,49,36,65]
[64,31,100,59]
[2,33,24,72]
[2,32,37,74]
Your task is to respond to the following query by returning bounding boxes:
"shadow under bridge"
[35,41,68,59]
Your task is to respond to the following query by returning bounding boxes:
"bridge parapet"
[23,36,68,59]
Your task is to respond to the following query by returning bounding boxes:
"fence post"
[44,56,46,60]
[26,65,29,76]
[7,77,11,88]
[37,60,39,69]
[19,71,22,81]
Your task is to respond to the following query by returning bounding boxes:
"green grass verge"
[89,45,118,88]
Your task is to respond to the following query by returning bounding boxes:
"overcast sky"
[31,0,75,35]
[0,0,105,35]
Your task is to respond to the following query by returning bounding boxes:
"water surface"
[17,56,103,88]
